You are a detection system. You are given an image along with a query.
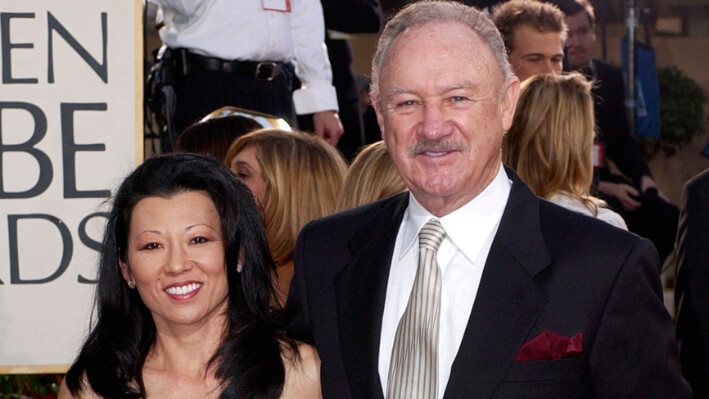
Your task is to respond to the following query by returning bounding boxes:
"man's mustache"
[408,139,467,157]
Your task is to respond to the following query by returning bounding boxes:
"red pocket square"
[514,331,583,362]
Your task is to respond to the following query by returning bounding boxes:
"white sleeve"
[289,0,339,114]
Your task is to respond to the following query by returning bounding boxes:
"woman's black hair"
[65,153,288,399]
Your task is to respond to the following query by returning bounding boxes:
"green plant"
[643,65,707,157]
[0,374,62,399]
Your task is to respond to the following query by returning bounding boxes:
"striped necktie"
[387,219,446,399]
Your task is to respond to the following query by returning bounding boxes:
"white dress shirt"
[378,165,512,399]
[149,0,338,114]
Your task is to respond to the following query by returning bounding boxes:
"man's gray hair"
[370,0,514,99]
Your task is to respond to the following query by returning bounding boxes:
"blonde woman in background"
[226,129,347,304]
[503,72,627,230]
[336,140,406,211]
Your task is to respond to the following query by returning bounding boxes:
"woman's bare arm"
[281,342,322,399]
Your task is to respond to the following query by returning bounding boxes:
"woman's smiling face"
[120,190,229,330]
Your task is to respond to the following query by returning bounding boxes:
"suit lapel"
[335,194,409,399]
[444,169,552,398]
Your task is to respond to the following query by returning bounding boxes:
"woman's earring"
[127,280,136,289]
[237,263,243,273]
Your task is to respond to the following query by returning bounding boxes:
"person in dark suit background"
[298,0,382,160]
[675,168,709,398]
[564,0,679,264]
[286,2,690,398]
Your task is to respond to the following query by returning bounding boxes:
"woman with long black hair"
[59,153,320,399]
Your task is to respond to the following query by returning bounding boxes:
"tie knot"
[419,219,446,252]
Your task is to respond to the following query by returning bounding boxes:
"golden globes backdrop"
[0,0,142,372]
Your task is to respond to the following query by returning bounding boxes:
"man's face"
[508,24,564,81]
[564,11,596,69]
[372,21,519,217]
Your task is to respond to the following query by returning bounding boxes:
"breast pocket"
[503,356,577,382]
[491,357,579,398]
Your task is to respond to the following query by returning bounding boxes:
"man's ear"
[119,258,133,284]
[500,76,521,131]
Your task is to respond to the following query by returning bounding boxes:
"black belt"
[183,50,283,81]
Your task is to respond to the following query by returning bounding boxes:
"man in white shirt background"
[148,0,343,151]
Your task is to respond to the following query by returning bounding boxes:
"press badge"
[263,0,291,12]
[593,142,605,168]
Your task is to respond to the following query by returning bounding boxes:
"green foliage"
[644,65,707,157]
[0,374,62,399]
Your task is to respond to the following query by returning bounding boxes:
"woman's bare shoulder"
[280,341,322,399]
[58,376,102,399]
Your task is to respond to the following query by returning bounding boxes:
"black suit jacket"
[675,168,709,398]
[286,168,690,398]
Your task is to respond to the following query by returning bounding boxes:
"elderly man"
[492,0,566,82]
[286,2,690,398]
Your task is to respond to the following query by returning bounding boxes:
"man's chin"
[568,55,589,70]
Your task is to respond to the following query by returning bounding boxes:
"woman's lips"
[164,282,202,298]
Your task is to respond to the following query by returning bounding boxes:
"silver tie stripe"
[387,219,446,399]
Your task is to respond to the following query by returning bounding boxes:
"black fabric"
[596,174,679,264]
[674,168,709,399]
[172,60,295,138]
[605,186,679,265]
[185,51,282,81]
[322,0,382,33]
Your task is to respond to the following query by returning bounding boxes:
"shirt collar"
[399,165,512,263]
